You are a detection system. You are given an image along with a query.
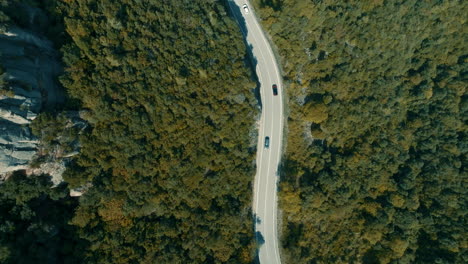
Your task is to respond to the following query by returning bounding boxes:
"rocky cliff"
[0,5,64,175]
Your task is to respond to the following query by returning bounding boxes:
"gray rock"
[0,14,64,175]
[0,119,38,172]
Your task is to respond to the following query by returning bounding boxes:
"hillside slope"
[253,0,467,263]
[60,0,259,262]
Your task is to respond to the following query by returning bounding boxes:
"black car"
[272,84,278,96]
[264,136,270,149]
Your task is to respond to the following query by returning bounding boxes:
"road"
[227,1,284,263]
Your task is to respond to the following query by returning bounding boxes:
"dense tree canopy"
[253,0,467,263]
[0,172,86,264]
[58,0,258,263]
[1,3,84,262]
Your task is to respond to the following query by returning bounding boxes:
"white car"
[243,4,249,13]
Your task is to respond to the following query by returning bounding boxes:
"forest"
[252,0,467,263]
[59,0,259,262]
[2,0,260,263]
[0,172,86,263]
[2,0,466,263]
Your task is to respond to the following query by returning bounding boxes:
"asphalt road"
[227,1,284,263]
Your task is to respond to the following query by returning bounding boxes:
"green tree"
[252,0,467,263]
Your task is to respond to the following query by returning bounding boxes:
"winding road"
[227,1,284,263]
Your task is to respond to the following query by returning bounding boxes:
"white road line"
[248,5,284,263]
[249,32,274,260]
[250,34,275,263]
[228,1,283,263]
[226,0,265,217]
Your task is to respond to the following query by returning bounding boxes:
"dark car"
[264,136,270,149]
[272,84,278,96]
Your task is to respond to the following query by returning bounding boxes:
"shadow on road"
[225,2,265,262]
[224,1,262,112]
[254,231,265,264]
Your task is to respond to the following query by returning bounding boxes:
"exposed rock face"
[0,9,64,175]
[26,160,66,186]
[0,120,38,172]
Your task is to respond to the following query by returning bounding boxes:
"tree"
[252,0,467,262]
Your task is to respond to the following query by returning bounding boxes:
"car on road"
[264,136,270,149]
[243,4,249,13]
[272,84,278,96]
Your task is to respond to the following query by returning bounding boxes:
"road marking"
[226,0,264,218]
[246,16,275,260]
[250,33,275,263]
[228,1,283,263]
[247,4,283,264]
